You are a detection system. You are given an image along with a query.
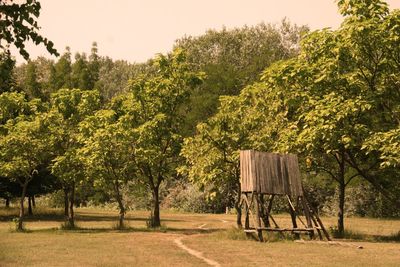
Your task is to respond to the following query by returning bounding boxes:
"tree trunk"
[337,150,346,237]
[18,182,28,231]
[151,185,161,227]
[5,198,10,208]
[337,181,345,236]
[68,182,75,228]
[63,188,69,218]
[234,185,242,228]
[114,180,125,229]
[28,196,33,216]
[32,195,36,207]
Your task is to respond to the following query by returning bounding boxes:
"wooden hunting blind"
[240,150,330,241]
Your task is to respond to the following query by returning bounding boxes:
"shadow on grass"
[1,212,183,223]
[330,228,400,243]
[75,215,183,223]
[25,226,222,236]
[9,224,400,243]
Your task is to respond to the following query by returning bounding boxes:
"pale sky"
[12,0,400,64]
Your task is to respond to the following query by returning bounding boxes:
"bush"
[161,182,214,213]
[322,183,400,218]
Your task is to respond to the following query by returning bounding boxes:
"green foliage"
[0,91,35,125]
[119,49,204,226]
[23,60,42,100]
[127,49,203,176]
[49,88,101,181]
[78,108,135,220]
[0,0,58,59]
[363,128,400,168]
[0,51,16,93]
[182,0,400,231]
[0,101,50,183]
[175,21,308,135]
[162,182,215,213]
[50,47,73,90]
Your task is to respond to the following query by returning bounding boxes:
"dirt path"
[174,236,221,267]
[173,222,222,267]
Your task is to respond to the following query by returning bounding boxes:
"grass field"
[0,207,399,266]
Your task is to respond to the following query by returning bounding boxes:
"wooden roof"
[240,150,303,196]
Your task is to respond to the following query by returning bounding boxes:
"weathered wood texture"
[240,150,303,196]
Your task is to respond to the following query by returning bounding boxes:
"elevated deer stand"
[240,150,330,242]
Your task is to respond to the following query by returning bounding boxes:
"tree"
[48,88,101,227]
[88,42,100,89]
[71,53,91,90]
[14,56,55,98]
[49,47,72,90]
[94,57,151,102]
[126,49,203,227]
[181,77,292,227]
[79,109,135,228]
[181,96,245,226]
[0,51,16,93]
[181,0,400,235]
[0,0,58,59]
[23,60,42,99]
[250,0,400,235]
[0,102,50,230]
[174,21,308,135]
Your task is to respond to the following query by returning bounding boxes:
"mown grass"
[0,207,399,266]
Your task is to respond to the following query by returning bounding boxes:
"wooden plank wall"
[240,150,303,196]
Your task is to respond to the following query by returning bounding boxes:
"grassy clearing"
[0,207,399,266]
[185,233,400,267]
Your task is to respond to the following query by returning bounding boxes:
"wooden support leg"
[259,194,270,228]
[255,194,263,242]
[302,191,331,241]
[300,196,315,239]
[243,194,250,230]
[265,195,275,228]
[287,196,300,239]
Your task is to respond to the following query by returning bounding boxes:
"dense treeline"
[1,0,399,236]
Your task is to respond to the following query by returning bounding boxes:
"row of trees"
[1,6,306,230]
[1,0,399,237]
[0,50,203,229]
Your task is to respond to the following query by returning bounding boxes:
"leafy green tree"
[48,88,101,227]
[181,78,292,227]
[248,0,400,234]
[126,49,203,227]
[0,97,50,230]
[71,53,91,90]
[0,0,58,59]
[23,60,42,100]
[49,47,72,90]
[14,56,56,98]
[181,96,246,226]
[182,0,400,235]
[174,21,308,135]
[88,42,100,89]
[79,109,135,228]
[94,57,152,102]
[0,51,16,93]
